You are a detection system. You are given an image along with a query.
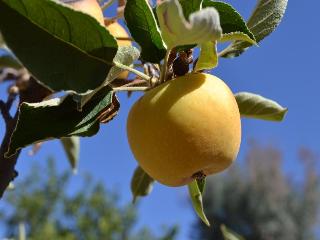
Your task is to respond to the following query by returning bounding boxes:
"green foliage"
[74,45,140,110]
[221,0,288,57]
[7,86,114,157]
[235,92,288,122]
[195,41,218,71]
[0,54,22,70]
[0,0,120,93]
[131,166,154,203]
[0,0,289,213]
[221,225,245,240]
[124,0,166,63]
[193,143,320,240]
[0,159,178,240]
[156,0,221,49]
[179,0,203,19]
[188,179,210,226]
[203,1,255,41]
[60,136,80,172]
[0,32,4,47]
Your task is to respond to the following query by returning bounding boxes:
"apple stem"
[113,61,151,82]
[192,171,206,180]
[217,44,233,58]
[159,49,171,83]
[113,86,149,92]
[101,0,116,10]
[116,37,134,41]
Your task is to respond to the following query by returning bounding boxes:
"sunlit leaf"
[219,32,256,45]
[221,225,245,240]
[179,0,203,19]
[73,46,140,110]
[125,0,166,62]
[195,41,218,71]
[0,0,118,93]
[203,0,255,41]
[235,92,288,121]
[61,136,80,173]
[6,87,116,157]
[156,0,222,49]
[131,166,154,203]
[188,179,210,226]
[220,0,288,57]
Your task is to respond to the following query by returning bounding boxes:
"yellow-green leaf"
[235,92,288,122]
[188,179,210,226]
[195,41,218,71]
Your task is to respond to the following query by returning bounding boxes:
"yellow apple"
[127,73,241,187]
[106,21,131,47]
[67,0,105,25]
[64,1,131,79]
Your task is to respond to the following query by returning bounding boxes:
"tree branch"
[0,68,20,83]
[0,77,52,198]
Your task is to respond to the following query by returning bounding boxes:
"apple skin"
[127,73,241,187]
[106,22,131,47]
[67,0,105,25]
[64,1,131,79]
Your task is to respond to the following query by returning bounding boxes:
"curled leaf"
[6,86,115,157]
[156,0,222,49]
[131,166,154,203]
[221,0,288,57]
[221,225,245,240]
[235,92,288,121]
[195,41,218,71]
[61,136,80,173]
[219,32,257,45]
[188,179,210,226]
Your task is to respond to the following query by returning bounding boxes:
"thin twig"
[0,77,53,198]
[102,0,115,10]
[0,68,20,83]
[0,91,18,124]
[116,37,134,41]
[0,101,11,123]
[113,86,148,92]
[120,79,148,88]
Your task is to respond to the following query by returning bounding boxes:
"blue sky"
[1,0,320,239]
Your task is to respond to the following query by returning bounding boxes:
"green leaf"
[196,178,206,194]
[0,32,4,48]
[203,1,255,41]
[219,32,257,45]
[0,54,22,69]
[6,86,116,157]
[124,0,166,63]
[174,0,203,52]
[156,0,222,49]
[220,0,288,58]
[131,166,155,203]
[0,0,118,93]
[6,182,15,191]
[188,179,210,226]
[195,41,218,71]
[73,46,140,110]
[61,136,80,173]
[221,225,245,240]
[179,0,203,19]
[235,92,288,122]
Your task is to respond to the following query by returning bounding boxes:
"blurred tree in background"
[193,142,320,240]
[0,159,178,240]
